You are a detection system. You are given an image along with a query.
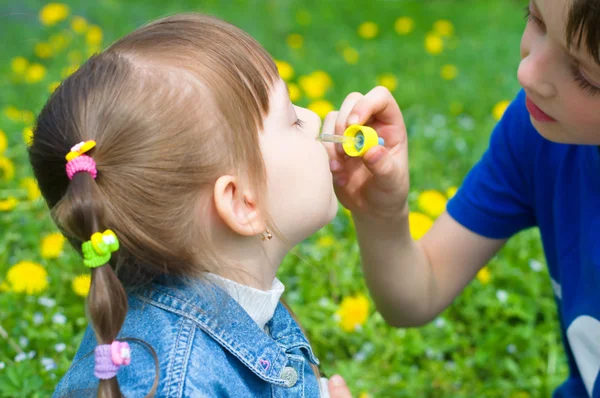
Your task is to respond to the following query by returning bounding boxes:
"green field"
[0,0,566,397]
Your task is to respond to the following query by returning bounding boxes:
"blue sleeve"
[446,89,537,239]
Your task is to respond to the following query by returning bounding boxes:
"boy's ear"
[213,175,266,237]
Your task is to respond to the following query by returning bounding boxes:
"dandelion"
[336,294,370,332]
[40,3,70,26]
[61,65,79,79]
[0,197,18,212]
[308,99,334,119]
[425,33,444,55]
[23,127,34,146]
[54,343,66,353]
[317,235,335,248]
[343,47,359,64]
[476,266,491,284]
[433,20,454,37]
[0,157,15,181]
[417,190,447,218]
[446,186,458,199]
[296,9,311,26]
[493,100,511,120]
[53,313,67,325]
[4,106,22,122]
[72,274,91,297]
[377,73,398,92]
[275,60,294,81]
[25,63,47,84]
[86,25,103,46]
[358,22,378,39]
[0,130,7,154]
[7,261,48,294]
[34,42,53,59]
[71,16,88,34]
[286,33,304,49]
[41,232,66,259]
[38,297,56,308]
[299,70,333,99]
[496,289,509,303]
[11,57,29,75]
[49,32,69,52]
[49,81,61,93]
[440,64,458,80]
[287,83,301,102]
[408,212,433,240]
[395,17,414,35]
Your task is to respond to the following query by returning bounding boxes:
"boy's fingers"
[328,375,353,398]
[335,92,363,156]
[362,146,405,192]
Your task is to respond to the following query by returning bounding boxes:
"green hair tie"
[81,230,120,268]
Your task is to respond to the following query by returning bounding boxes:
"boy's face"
[519,0,600,144]
[259,79,338,246]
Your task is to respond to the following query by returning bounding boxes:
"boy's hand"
[328,375,353,398]
[323,86,409,222]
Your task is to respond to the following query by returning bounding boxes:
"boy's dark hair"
[567,0,600,64]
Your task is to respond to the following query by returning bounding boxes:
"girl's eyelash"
[569,62,600,96]
[294,118,305,128]
[523,6,544,29]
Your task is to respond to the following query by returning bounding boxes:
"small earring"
[261,229,273,241]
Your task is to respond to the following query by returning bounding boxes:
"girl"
[30,13,339,397]
[327,0,600,396]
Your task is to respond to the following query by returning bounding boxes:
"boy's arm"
[354,211,505,327]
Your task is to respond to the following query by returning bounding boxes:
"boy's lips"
[525,96,556,123]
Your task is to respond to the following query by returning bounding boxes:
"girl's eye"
[294,118,305,128]
[523,6,545,31]
[570,62,600,96]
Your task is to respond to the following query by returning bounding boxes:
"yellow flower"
[41,232,66,259]
[317,235,335,248]
[0,130,6,154]
[296,9,312,26]
[476,266,491,284]
[308,100,334,119]
[49,81,61,93]
[39,3,70,26]
[7,261,48,294]
[86,45,101,57]
[11,57,29,75]
[446,186,458,199]
[395,17,415,35]
[49,33,69,52]
[377,73,398,92]
[0,197,18,211]
[449,101,463,115]
[86,25,103,46]
[408,212,433,240]
[299,71,333,99]
[21,110,34,124]
[34,42,53,59]
[61,65,79,79]
[71,16,88,34]
[287,83,301,102]
[20,178,41,201]
[4,106,22,122]
[72,274,91,297]
[343,47,359,64]
[275,60,294,81]
[0,157,15,181]
[433,20,454,37]
[25,63,47,84]
[417,190,447,218]
[440,64,458,80]
[23,127,34,146]
[336,294,370,332]
[358,21,378,39]
[358,393,371,398]
[286,34,304,49]
[425,33,443,55]
[493,100,510,121]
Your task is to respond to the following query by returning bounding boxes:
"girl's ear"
[213,175,266,237]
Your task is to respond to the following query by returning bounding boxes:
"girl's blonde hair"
[29,13,281,397]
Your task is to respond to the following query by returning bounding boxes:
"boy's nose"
[518,54,557,99]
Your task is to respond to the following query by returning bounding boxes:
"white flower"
[432,114,447,128]
[0,362,5,370]
[41,357,57,371]
[38,297,56,308]
[33,312,44,325]
[425,348,436,359]
[353,351,367,362]
[434,317,446,328]
[507,344,517,354]
[496,289,509,303]
[15,353,27,362]
[529,259,543,272]
[54,343,66,353]
[318,297,329,307]
[444,361,457,371]
[388,374,402,384]
[458,115,474,130]
[52,313,66,325]
[27,351,36,359]
[19,337,29,347]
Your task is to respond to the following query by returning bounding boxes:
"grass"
[0,0,567,396]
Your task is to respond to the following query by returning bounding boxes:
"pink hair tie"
[66,154,97,180]
[94,341,131,379]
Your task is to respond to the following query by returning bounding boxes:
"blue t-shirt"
[447,89,600,397]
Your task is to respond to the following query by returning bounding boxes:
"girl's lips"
[525,96,556,122]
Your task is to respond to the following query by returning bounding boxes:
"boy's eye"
[294,118,305,128]
[523,6,545,30]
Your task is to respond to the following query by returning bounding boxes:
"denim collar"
[134,276,319,387]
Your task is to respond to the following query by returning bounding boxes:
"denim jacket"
[53,276,324,397]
